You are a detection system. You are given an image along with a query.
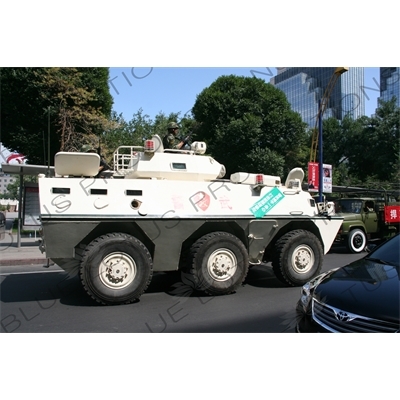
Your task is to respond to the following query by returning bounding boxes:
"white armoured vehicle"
[38,136,343,305]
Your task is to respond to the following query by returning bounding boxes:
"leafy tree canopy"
[3,175,37,200]
[101,109,196,165]
[321,98,399,188]
[2,69,398,194]
[192,75,308,177]
[1,67,113,164]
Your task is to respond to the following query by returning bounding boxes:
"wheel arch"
[263,220,324,262]
[179,221,248,266]
[271,228,324,286]
[348,224,367,235]
[183,230,249,295]
[341,222,366,236]
[75,221,155,260]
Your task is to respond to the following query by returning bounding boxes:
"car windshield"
[335,199,363,214]
[366,234,400,267]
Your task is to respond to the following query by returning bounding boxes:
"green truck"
[334,196,400,253]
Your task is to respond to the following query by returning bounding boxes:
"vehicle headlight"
[299,272,328,308]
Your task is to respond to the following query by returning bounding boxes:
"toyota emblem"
[334,310,355,322]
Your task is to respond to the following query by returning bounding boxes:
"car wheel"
[347,229,367,253]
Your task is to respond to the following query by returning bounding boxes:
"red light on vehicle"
[255,174,264,185]
[144,140,155,152]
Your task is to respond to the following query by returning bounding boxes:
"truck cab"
[335,197,399,253]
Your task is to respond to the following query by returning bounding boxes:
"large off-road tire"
[80,233,153,305]
[346,229,367,253]
[185,232,249,296]
[272,230,323,287]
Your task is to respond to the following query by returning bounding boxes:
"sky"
[109,67,382,122]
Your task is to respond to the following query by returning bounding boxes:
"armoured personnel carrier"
[38,135,343,305]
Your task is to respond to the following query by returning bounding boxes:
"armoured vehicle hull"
[38,138,343,305]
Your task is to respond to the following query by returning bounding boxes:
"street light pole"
[312,67,349,203]
[318,100,323,203]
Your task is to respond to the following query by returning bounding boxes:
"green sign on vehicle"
[250,187,284,218]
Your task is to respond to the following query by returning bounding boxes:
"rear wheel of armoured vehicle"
[185,232,249,296]
[347,229,367,253]
[80,233,153,305]
[272,230,323,287]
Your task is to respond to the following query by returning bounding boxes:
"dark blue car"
[296,234,400,333]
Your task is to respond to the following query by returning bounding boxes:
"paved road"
[0,246,365,333]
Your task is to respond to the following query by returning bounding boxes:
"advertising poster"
[323,163,332,193]
[308,163,333,193]
[23,184,40,226]
[307,162,319,192]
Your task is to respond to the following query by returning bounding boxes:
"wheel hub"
[107,261,127,282]
[295,249,311,270]
[212,254,232,277]
[207,249,238,282]
[99,252,137,289]
[292,245,314,274]
[354,235,363,248]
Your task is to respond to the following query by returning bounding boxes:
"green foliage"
[77,68,113,117]
[192,75,309,177]
[321,98,399,188]
[358,98,399,181]
[2,68,398,193]
[37,68,115,152]
[1,67,113,163]
[101,109,196,165]
[1,68,49,164]
[3,175,37,200]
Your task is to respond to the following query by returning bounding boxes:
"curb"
[0,258,49,266]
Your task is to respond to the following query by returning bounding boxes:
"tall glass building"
[270,67,365,128]
[378,67,400,107]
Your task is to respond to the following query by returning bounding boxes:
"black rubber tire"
[80,233,153,305]
[185,232,249,296]
[346,229,367,253]
[272,230,323,287]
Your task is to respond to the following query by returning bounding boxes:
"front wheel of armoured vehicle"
[272,230,323,287]
[80,233,153,305]
[185,232,249,296]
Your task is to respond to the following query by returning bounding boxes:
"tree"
[77,68,113,116]
[321,99,400,187]
[37,68,116,153]
[4,175,37,200]
[339,99,399,184]
[1,67,113,164]
[321,115,365,186]
[1,68,48,164]
[192,75,308,177]
[102,110,196,165]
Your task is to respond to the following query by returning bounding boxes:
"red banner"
[308,162,319,192]
[384,205,400,223]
